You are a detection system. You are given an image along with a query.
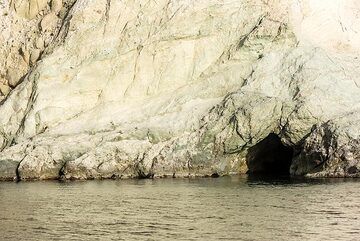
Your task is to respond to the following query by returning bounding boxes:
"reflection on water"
[1,176,360,240]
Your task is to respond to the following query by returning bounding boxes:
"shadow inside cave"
[246,133,294,177]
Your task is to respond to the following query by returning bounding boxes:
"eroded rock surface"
[0,0,360,180]
[0,0,75,99]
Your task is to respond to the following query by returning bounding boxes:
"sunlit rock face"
[291,0,360,53]
[0,0,360,180]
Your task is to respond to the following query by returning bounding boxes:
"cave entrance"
[246,133,293,176]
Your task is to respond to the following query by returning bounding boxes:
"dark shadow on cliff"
[246,133,294,176]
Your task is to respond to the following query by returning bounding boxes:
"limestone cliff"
[0,0,360,180]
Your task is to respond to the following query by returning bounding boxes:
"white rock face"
[0,0,360,180]
[291,0,360,53]
[0,0,76,99]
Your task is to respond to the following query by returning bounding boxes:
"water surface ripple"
[1,176,360,240]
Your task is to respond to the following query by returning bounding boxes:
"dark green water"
[1,176,360,240]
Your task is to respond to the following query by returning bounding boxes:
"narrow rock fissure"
[246,133,293,176]
[15,155,27,182]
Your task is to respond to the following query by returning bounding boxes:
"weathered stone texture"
[0,0,360,180]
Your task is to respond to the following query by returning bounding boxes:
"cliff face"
[1,0,360,180]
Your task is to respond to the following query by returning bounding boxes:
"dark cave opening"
[246,133,294,176]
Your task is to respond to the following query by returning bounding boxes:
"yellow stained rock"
[40,12,59,32]
[13,0,49,19]
[0,83,11,96]
[30,49,41,64]
[51,0,62,14]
